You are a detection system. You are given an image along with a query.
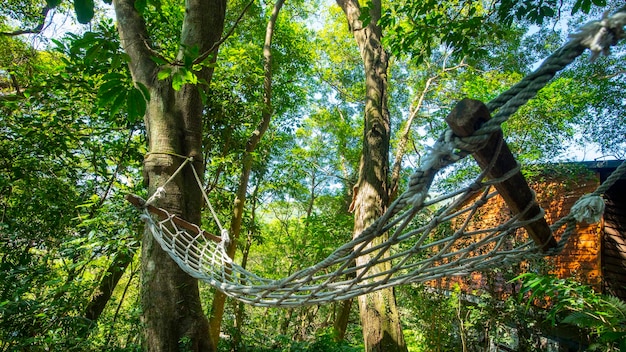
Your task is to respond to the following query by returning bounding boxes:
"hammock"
[127,8,626,307]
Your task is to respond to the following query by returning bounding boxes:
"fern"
[517,273,626,350]
[562,311,604,328]
[602,295,626,320]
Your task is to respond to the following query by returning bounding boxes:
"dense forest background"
[1,0,625,350]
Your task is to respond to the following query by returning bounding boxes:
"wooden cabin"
[588,160,626,299]
[432,160,626,300]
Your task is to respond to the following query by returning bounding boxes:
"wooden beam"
[445,98,557,251]
[126,194,222,243]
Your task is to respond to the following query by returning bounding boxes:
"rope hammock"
[127,8,626,307]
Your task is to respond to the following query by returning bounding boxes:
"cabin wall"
[601,178,626,300]
[432,170,604,296]
[535,175,602,290]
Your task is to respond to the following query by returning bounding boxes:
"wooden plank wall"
[601,178,626,300]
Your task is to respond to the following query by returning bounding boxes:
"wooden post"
[126,193,222,243]
[445,98,557,251]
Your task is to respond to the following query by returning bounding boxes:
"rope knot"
[570,10,626,61]
[220,229,230,248]
[571,194,605,224]
[145,186,166,206]
[423,130,461,170]
[139,213,152,223]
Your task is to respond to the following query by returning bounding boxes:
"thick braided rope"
[136,9,626,307]
[390,6,626,221]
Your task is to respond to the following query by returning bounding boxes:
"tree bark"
[333,298,353,341]
[336,0,408,351]
[233,177,262,351]
[113,0,226,350]
[206,1,284,348]
[84,250,135,325]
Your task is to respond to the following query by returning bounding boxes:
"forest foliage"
[1,0,625,350]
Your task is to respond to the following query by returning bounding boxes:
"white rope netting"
[131,8,626,307]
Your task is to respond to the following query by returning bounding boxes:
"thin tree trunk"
[84,250,135,324]
[207,1,284,348]
[232,177,262,351]
[334,119,356,342]
[113,0,226,349]
[389,59,466,199]
[333,298,353,341]
[336,0,407,351]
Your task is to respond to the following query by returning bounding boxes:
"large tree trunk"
[113,0,226,350]
[336,0,408,351]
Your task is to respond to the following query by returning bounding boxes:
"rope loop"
[220,229,230,248]
[570,194,606,224]
[570,10,626,61]
[145,186,166,207]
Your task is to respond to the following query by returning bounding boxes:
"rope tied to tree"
[144,186,166,207]
[140,155,230,248]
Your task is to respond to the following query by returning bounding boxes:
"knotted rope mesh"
[133,8,626,307]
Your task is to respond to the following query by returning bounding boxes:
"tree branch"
[207,0,285,344]
[389,60,467,199]
[598,70,626,79]
[113,0,158,86]
[191,0,254,66]
[389,75,435,199]
[0,6,51,36]
[246,0,285,152]
[336,0,363,31]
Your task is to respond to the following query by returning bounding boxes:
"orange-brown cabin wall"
[431,169,607,297]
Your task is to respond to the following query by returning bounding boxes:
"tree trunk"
[336,0,407,351]
[84,250,135,325]
[233,177,262,351]
[206,1,284,348]
[333,298,353,341]
[113,0,226,350]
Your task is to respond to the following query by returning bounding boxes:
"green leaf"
[74,0,95,24]
[110,89,128,117]
[134,0,147,13]
[98,86,123,107]
[98,78,126,106]
[157,67,172,80]
[127,88,147,122]
[183,69,197,84]
[198,87,208,105]
[135,82,150,101]
[102,72,126,81]
[172,72,184,91]
[46,0,62,8]
[581,0,592,13]
[150,56,169,65]
[84,42,103,62]
[98,79,123,94]
[359,6,372,27]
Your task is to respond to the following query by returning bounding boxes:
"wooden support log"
[126,193,222,243]
[445,98,557,252]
